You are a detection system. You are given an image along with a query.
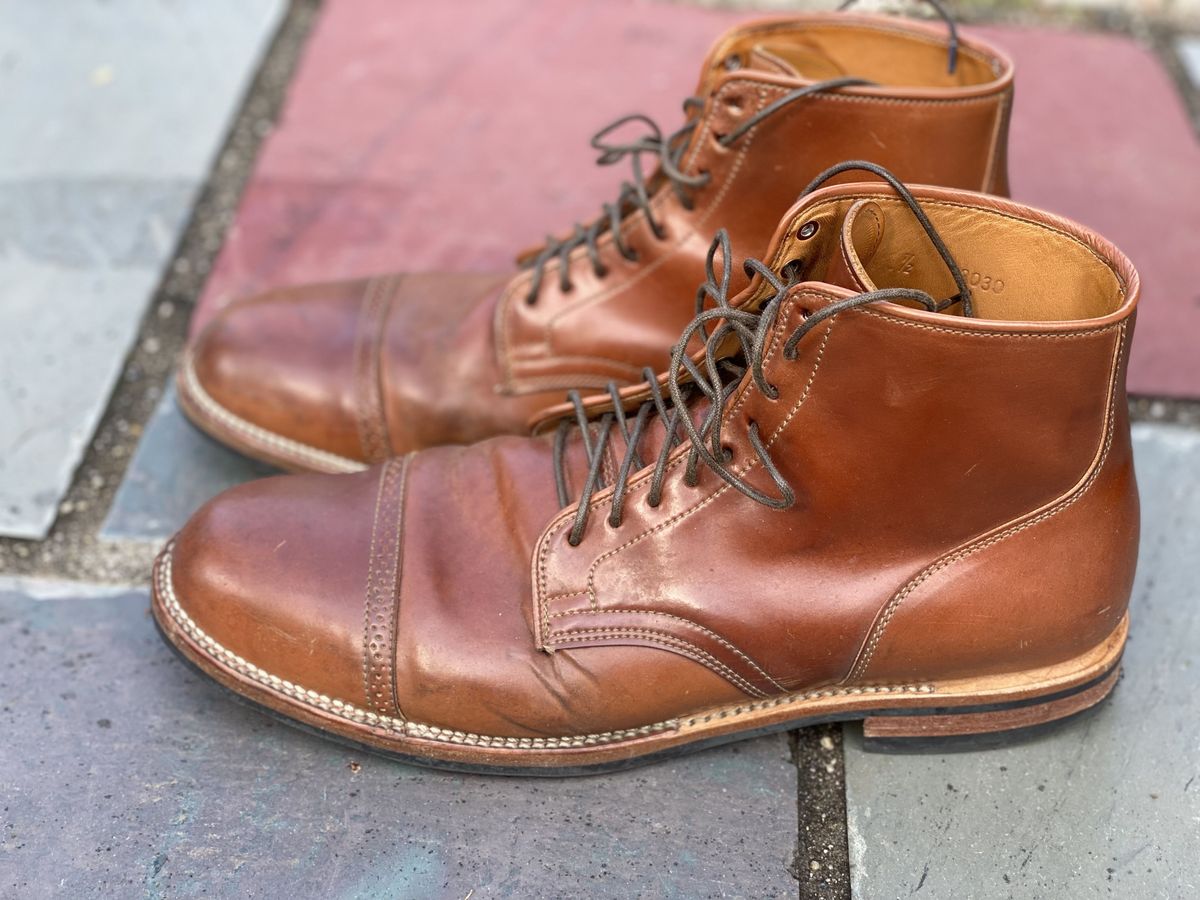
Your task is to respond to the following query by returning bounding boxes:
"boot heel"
[860,662,1121,753]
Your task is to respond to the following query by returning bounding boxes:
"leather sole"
[175,355,366,475]
[151,542,1127,776]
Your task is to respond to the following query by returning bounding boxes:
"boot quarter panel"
[535,294,1126,698]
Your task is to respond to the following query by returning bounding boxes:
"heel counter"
[851,326,1138,686]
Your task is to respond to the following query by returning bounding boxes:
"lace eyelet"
[764,383,780,401]
[646,494,662,509]
[593,264,610,279]
[800,306,813,319]
[721,446,734,463]
[798,221,820,240]
[566,533,582,548]
[723,95,744,114]
[723,54,742,71]
[561,282,574,294]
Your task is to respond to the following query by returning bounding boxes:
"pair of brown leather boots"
[153,8,1140,774]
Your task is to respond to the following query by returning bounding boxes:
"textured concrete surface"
[844,423,1200,900]
[0,586,800,898]
[101,386,276,542]
[0,0,285,540]
[192,3,1200,402]
[1180,35,1200,86]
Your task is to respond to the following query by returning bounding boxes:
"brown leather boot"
[153,167,1140,774]
[179,11,1015,472]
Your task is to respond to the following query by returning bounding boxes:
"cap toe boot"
[180,12,1016,469]
[154,172,1140,773]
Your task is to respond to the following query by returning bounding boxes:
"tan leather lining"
[849,197,1126,321]
[719,22,1000,88]
[772,194,1128,323]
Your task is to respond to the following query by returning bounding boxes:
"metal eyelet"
[798,221,819,240]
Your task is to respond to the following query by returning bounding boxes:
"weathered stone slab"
[844,424,1200,899]
[0,584,799,897]
[0,0,286,539]
[101,386,276,542]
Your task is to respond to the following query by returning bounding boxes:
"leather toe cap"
[184,279,382,468]
[163,468,383,709]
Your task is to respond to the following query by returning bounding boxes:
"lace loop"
[523,80,876,304]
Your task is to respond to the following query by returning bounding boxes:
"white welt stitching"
[156,545,675,749]
[179,355,366,474]
[156,544,935,749]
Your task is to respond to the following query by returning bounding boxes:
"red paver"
[975,24,1200,397]
[195,1,1200,397]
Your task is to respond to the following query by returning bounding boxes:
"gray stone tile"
[0,586,799,898]
[1179,36,1200,89]
[844,424,1200,900]
[0,0,286,539]
[101,385,276,542]
[0,1,286,180]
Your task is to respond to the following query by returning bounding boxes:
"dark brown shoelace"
[552,161,974,546]
[522,77,874,304]
[523,0,962,306]
[839,0,959,73]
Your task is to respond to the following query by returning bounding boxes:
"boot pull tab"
[837,0,960,74]
[840,199,970,316]
[839,199,887,292]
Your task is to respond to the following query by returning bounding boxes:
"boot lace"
[523,0,963,305]
[522,77,874,304]
[551,160,974,546]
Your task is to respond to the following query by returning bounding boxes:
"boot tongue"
[825,199,887,293]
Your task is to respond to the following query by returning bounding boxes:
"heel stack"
[861,660,1121,753]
